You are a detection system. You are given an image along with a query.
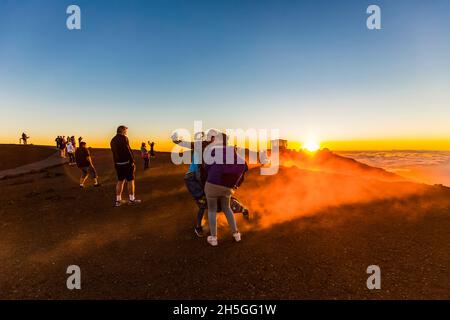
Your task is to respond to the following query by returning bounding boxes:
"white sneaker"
[207,236,218,247]
[233,232,241,242]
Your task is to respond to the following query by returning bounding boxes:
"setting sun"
[303,139,320,152]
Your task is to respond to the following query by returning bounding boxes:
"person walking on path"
[75,141,100,188]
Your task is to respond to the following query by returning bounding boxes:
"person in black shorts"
[75,142,100,188]
[110,125,141,207]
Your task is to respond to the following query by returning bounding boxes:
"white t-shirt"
[66,142,75,153]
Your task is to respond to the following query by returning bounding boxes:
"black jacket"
[75,147,91,168]
[110,134,134,164]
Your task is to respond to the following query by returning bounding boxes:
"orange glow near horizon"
[319,139,450,151]
[285,139,450,152]
[0,138,450,152]
[3,136,450,152]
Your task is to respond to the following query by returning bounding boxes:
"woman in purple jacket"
[203,131,246,247]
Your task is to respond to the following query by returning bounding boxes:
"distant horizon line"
[3,143,450,153]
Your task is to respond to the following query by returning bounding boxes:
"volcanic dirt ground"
[1,145,450,299]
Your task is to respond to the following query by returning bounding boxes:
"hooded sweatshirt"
[204,144,247,188]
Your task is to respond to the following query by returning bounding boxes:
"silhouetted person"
[59,136,67,158]
[141,142,150,170]
[149,141,156,158]
[20,132,30,145]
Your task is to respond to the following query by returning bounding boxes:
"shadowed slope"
[0,145,56,171]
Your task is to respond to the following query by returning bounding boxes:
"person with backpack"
[75,141,100,188]
[203,131,247,247]
[172,131,211,237]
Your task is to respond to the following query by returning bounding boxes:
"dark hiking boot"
[194,226,205,238]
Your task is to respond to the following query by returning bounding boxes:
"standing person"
[149,141,156,158]
[59,137,67,158]
[71,136,77,149]
[172,131,210,237]
[203,131,246,247]
[66,141,76,165]
[20,132,30,145]
[75,142,100,188]
[140,142,150,170]
[110,125,141,207]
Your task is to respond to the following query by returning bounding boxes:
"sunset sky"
[0,0,449,151]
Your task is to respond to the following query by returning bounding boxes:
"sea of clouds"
[336,151,450,186]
